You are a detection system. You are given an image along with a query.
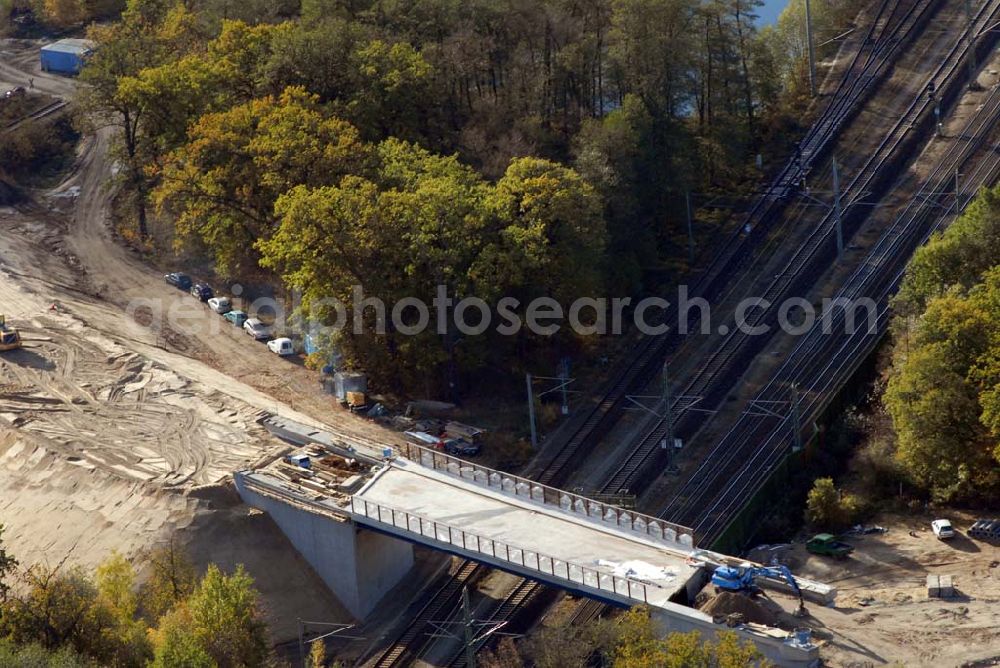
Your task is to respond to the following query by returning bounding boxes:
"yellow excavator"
[0,314,22,351]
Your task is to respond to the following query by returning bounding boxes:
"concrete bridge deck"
[352,456,696,608]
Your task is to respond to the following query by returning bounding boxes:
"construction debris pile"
[698,591,778,627]
[263,444,376,505]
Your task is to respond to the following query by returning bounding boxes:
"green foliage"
[0,638,94,667]
[308,638,325,668]
[0,565,106,659]
[573,97,652,292]
[488,157,607,303]
[347,39,432,141]
[140,542,197,622]
[80,0,202,237]
[0,115,79,184]
[895,185,1000,317]
[0,554,153,667]
[885,186,1000,503]
[806,477,860,529]
[611,607,768,668]
[261,142,606,388]
[609,0,697,118]
[93,553,153,667]
[148,604,214,668]
[483,605,767,668]
[0,545,267,668]
[186,565,268,668]
[155,86,368,276]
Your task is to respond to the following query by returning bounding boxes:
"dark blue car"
[443,438,480,457]
[164,273,192,290]
[190,282,213,301]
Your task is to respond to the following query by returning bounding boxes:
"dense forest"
[3,0,864,392]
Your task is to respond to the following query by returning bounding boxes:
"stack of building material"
[927,574,955,598]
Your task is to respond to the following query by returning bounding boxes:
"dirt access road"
[767,513,1000,667]
[0,39,399,641]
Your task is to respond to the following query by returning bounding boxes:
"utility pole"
[685,189,695,264]
[558,358,570,416]
[526,373,537,449]
[462,588,476,668]
[295,619,358,668]
[805,0,817,97]
[298,617,304,667]
[790,384,803,453]
[427,586,509,667]
[928,83,942,136]
[966,0,977,89]
[662,362,675,467]
[832,156,844,259]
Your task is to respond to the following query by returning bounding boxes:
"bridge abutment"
[235,475,413,619]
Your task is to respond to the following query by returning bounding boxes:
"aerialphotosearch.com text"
[128,285,880,339]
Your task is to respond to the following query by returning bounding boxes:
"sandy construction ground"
[767,513,1000,667]
[0,39,401,642]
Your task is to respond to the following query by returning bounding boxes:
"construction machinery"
[711,564,807,617]
[0,315,21,352]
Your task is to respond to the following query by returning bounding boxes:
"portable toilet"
[304,333,318,355]
[40,39,95,75]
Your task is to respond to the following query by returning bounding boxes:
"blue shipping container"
[40,40,94,75]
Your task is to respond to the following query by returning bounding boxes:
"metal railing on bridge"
[350,496,655,606]
[396,442,696,549]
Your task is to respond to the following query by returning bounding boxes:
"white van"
[931,519,955,539]
[267,337,294,356]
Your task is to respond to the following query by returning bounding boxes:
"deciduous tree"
[186,565,268,668]
[81,0,199,238]
[155,87,368,276]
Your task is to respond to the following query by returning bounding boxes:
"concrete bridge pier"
[235,477,413,619]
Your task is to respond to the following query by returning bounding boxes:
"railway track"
[441,579,544,668]
[658,0,1000,535]
[604,0,993,502]
[688,77,1000,545]
[532,0,940,489]
[368,562,485,668]
[2,99,68,134]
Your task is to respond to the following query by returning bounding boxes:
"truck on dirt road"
[806,533,854,559]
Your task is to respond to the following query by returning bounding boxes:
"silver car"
[207,297,232,314]
[242,318,272,341]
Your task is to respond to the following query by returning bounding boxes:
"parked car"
[243,318,271,340]
[190,282,213,301]
[207,297,232,314]
[404,431,441,448]
[266,337,294,356]
[805,534,854,559]
[164,273,192,290]
[931,519,955,540]
[443,438,480,457]
[223,309,248,327]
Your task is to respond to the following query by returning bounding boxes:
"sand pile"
[699,591,778,626]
